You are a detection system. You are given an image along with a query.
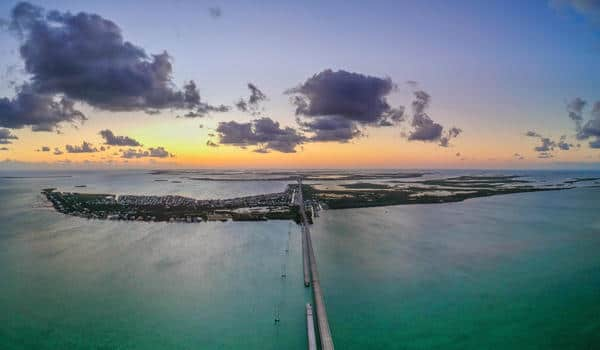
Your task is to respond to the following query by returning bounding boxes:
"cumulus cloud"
[578,101,600,147]
[567,97,586,131]
[288,69,397,123]
[179,81,230,117]
[408,113,442,141]
[407,90,461,146]
[527,131,575,156]
[217,117,305,153]
[99,129,141,147]
[206,140,219,147]
[121,149,148,159]
[514,153,525,160]
[236,83,267,116]
[0,128,18,144]
[121,146,173,159]
[36,146,50,152]
[535,137,556,152]
[439,127,462,147]
[53,147,63,155]
[148,147,172,158]
[1,2,224,131]
[65,141,98,153]
[287,69,404,142]
[558,135,574,150]
[565,98,600,148]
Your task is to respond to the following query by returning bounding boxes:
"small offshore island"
[41,174,586,223]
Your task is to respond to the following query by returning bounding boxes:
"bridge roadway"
[297,179,334,350]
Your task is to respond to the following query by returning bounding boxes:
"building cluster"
[116,188,293,210]
[42,185,302,223]
[118,195,197,208]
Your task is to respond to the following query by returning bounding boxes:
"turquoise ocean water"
[1,170,599,349]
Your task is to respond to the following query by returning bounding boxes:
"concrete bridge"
[297,179,334,350]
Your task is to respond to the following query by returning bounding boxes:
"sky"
[0,0,600,169]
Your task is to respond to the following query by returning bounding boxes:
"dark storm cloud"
[99,129,141,147]
[217,117,305,153]
[0,128,18,144]
[208,7,222,18]
[287,69,405,142]
[65,141,98,153]
[236,83,267,116]
[297,115,361,142]
[288,69,399,123]
[1,2,224,131]
[0,85,85,131]
[10,3,201,110]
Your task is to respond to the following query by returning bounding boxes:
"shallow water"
[1,170,600,349]
[312,187,600,349]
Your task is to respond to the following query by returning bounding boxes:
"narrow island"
[42,175,575,223]
[42,186,308,223]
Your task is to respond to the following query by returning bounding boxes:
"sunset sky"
[1,0,600,169]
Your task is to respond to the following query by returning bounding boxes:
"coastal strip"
[298,179,335,350]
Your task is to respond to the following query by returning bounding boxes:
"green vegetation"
[416,175,529,188]
[43,189,299,223]
[306,175,572,209]
[314,187,568,209]
[339,183,391,189]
